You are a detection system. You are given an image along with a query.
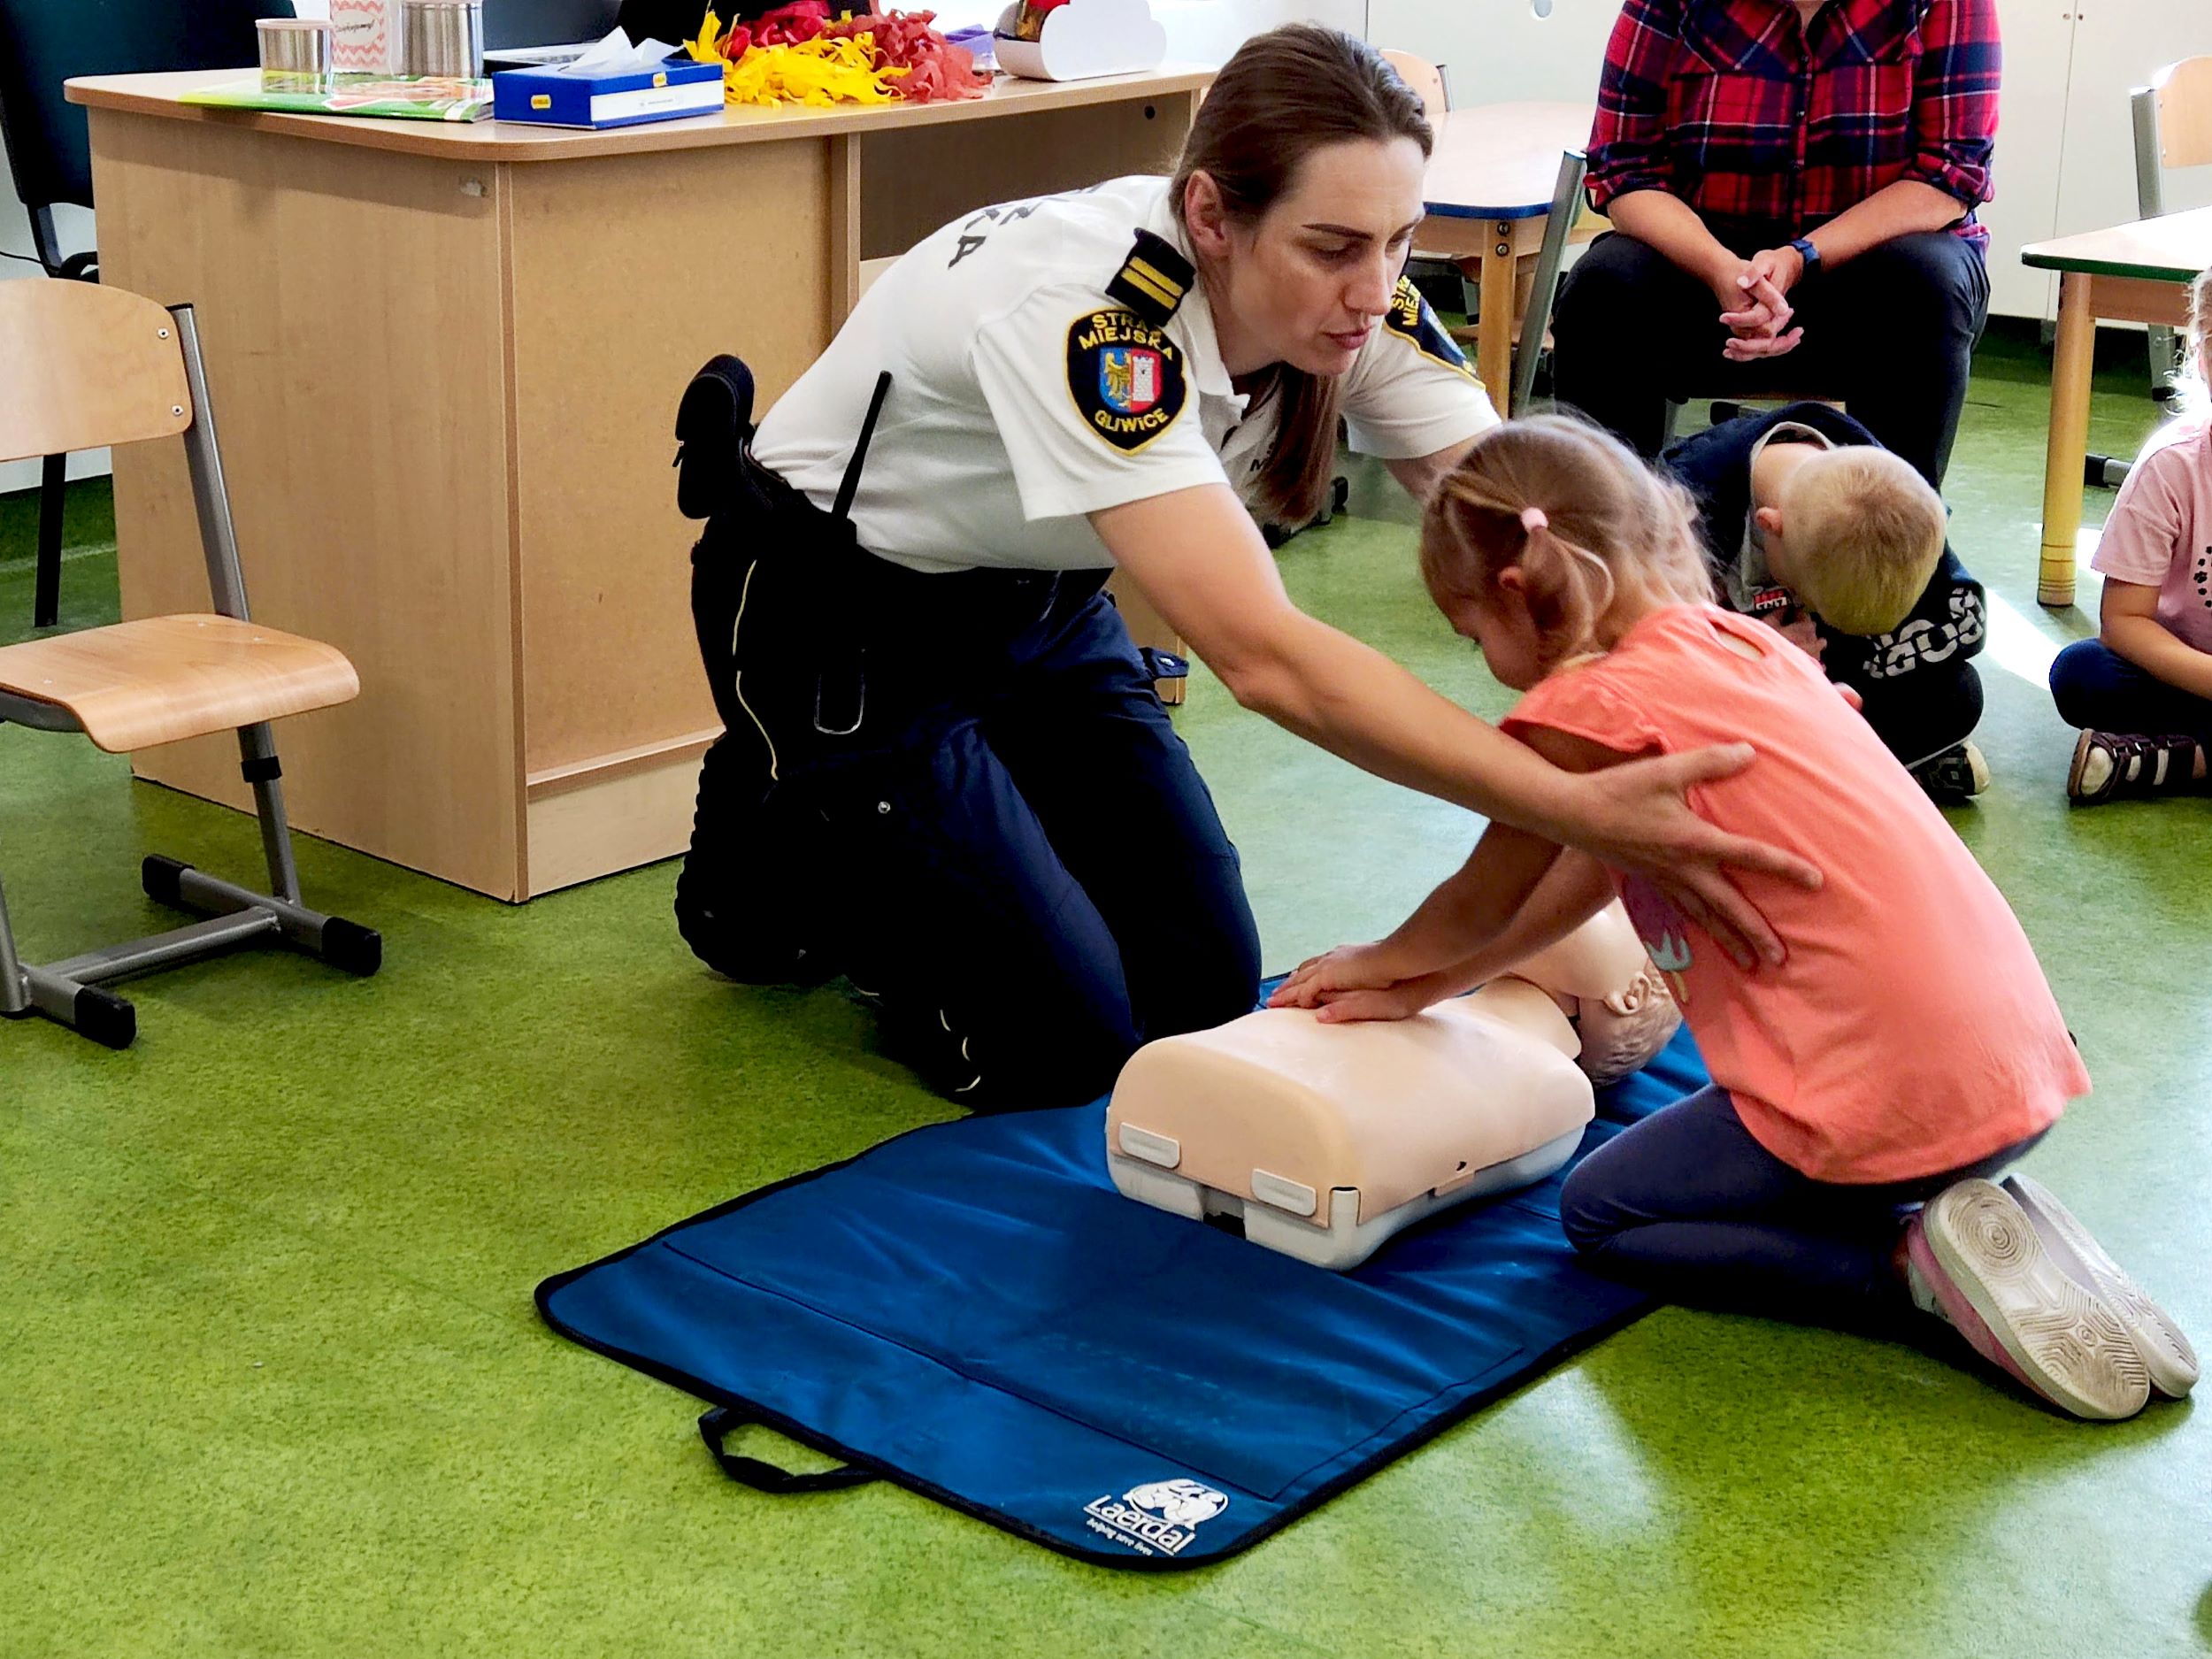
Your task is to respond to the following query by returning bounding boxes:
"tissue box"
[492,58,723,129]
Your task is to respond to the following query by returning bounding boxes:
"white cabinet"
[1978,0,2077,320]
[1371,0,2212,319]
[1989,0,2212,319]
[1370,0,1615,106]
[2052,0,2212,243]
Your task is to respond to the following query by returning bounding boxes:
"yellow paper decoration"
[684,10,910,106]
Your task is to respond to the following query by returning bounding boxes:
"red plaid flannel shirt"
[1586,0,2000,250]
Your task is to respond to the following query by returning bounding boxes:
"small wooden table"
[2022,206,2212,608]
[1412,102,1598,413]
[65,67,1205,899]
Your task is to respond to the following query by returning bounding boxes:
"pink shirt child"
[2091,419,2212,653]
[1503,604,2087,1185]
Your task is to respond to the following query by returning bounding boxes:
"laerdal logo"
[1081,1479,1229,1556]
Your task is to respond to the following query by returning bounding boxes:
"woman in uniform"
[675,25,1817,1109]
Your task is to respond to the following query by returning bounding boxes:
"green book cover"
[180,74,494,122]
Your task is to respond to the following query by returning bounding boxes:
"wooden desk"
[66,68,1206,899]
[2023,206,2212,609]
[1412,102,1598,412]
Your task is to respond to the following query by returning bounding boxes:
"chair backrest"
[1379,49,1450,126]
[0,0,288,214]
[0,280,192,466]
[2152,56,2212,172]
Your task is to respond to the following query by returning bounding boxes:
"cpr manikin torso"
[1105,902,1679,1270]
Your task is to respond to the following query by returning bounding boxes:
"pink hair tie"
[1520,506,1549,533]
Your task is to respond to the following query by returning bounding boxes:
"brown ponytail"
[1171,26,1432,526]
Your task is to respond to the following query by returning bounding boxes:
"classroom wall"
[0,0,1347,497]
[6,0,2205,499]
[1371,0,2212,323]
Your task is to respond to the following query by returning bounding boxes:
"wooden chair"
[0,280,380,1048]
[1379,49,1449,125]
[0,0,283,628]
[1380,50,1603,412]
[1379,49,1471,314]
[2132,56,2212,406]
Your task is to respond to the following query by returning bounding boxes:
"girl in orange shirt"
[1276,416,2195,1420]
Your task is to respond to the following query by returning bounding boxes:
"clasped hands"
[1714,243,1809,363]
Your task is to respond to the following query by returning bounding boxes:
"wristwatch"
[1787,236,1822,278]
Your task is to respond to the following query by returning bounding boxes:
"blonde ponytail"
[1420,416,1714,672]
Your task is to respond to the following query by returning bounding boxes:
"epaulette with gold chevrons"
[1105,230,1194,326]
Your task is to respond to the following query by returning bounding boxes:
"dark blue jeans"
[2048,637,2212,743]
[1559,1086,2047,1336]
[1552,227,1991,488]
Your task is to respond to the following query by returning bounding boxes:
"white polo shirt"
[751,174,1500,574]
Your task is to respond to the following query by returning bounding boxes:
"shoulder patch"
[1105,229,1195,328]
[1065,308,1188,454]
[1382,277,1477,379]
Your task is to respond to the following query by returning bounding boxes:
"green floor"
[4,340,2208,1658]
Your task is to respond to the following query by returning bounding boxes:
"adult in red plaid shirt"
[1548,0,1999,488]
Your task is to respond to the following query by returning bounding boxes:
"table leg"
[2039,271,2097,610]
[1478,225,1517,416]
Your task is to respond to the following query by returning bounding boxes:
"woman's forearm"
[1097,489,1594,841]
[1803,180,1970,269]
[1223,607,1584,841]
[2104,612,2212,703]
[1603,190,1738,289]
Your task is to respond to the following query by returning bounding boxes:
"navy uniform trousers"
[674,471,1263,1110]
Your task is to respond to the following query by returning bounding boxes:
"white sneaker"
[1911,1179,2149,1420]
[2003,1173,2198,1398]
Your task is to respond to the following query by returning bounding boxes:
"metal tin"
[257,19,336,94]
[400,1,485,79]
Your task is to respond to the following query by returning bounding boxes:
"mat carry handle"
[698,1407,878,1495]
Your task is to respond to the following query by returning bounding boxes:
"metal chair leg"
[0,861,136,1047]
[0,720,380,1051]
[35,454,65,629]
[2132,88,2181,410]
[133,719,381,977]
[1514,150,1587,415]
[0,862,28,1018]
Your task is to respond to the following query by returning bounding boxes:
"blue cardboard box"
[493,57,723,129]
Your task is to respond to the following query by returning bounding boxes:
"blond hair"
[2186,268,2212,414]
[1420,416,1714,673]
[1778,448,1947,636]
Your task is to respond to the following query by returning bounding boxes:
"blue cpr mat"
[538,1025,1708,1569]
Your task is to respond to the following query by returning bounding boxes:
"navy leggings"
[1559,1087,2047,1336]
[2048,637,2212,743]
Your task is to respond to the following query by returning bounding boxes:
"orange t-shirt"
[1502,604,2085,1184]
